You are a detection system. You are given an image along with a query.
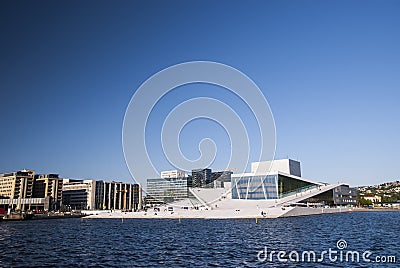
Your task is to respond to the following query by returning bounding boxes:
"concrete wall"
[251,159,301,177]
[280,207,351,217]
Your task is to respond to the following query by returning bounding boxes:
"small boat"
[2,211,34,221]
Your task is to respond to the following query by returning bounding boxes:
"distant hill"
[357,180,400,203]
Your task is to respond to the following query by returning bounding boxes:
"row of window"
[232,175,278,200]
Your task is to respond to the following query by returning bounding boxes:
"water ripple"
[0,212,398,267]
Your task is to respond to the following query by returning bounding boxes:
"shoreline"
[83,207,400,220]
[348,208,400,212]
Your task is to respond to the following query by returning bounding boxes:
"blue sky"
[0,0,399,186]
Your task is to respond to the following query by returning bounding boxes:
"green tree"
[358,198,373,207]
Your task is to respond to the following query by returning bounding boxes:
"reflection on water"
[0,212,398,267]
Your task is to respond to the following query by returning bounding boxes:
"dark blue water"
[0,212,398,267]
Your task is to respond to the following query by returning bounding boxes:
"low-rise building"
[62,179,142,211]
[361,195,382,204]
[161,170,186,179]
[62,179,97,210]
[333,185,357,205]
[95,181,142,211]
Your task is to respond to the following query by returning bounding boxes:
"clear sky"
[1,0,399,186]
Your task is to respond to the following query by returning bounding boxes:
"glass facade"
[232,175,278,200]
[146,177,189,204]
[302,186,357,206]
[62,189,88,209]
[277,174,314,197]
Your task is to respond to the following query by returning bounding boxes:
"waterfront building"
[62,179,142,211]
[232,174,279,199]
[0,170,35,200]
[95,181,142,211]
[145,159,357,208]
[231,160,313,200]
[161,170,186,179]
[302,184,357,206]
[146,177,189,205]
[231,159,357,206]
[190,169,232,188]
[0,170,36,210]
[210,171,232,188]
[191,168,211,187]
[0,169,142,211]
[62,179,97,210]
[33,174,63,210]
[0,169,55,210]
[139,159,358,216]
[333,185,358,205]
[231,171,320,200]
[360,195,382,204]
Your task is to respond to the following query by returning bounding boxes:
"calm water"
[0,212,398,267]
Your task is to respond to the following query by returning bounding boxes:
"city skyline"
[1,1,399,186]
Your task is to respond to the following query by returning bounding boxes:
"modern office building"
[191,169,211,187]
[33,174,63,210]
[161,170,186,179]
[0,170,35,200]
[0,169,142,212]
[62,179,142,211]
[302,185,357,206]
[0,170,63,211]
[146,177,189,205]
[189,169,233,188]
[62,179,97,210]
[334,185,357,205]
[95,181,142,211]
[210,171,232,188]
[0,170,37,210]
